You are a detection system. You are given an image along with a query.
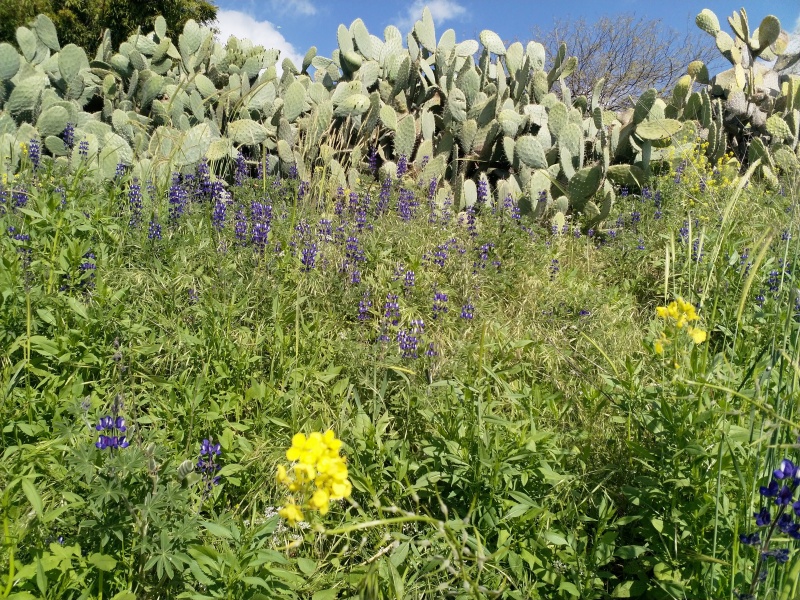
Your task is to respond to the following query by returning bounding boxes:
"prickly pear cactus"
[692,7,799,179]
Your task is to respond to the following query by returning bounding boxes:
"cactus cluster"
[0,7,795,227]
[690,7,800,186]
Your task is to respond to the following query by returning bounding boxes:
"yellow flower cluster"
[666,140,739,206]
[277,430,351,525]
[654,297,707,355]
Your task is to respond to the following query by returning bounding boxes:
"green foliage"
[0,123,798,598]
[0,0,217,50]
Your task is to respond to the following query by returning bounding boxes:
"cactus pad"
[515,135,547,169]
[696,9,721,36]
[635,119,682,140]
[0,44,20,80]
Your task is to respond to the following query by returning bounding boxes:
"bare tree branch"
[533,14,722,111]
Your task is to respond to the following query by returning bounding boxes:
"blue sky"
[212,0,799,68]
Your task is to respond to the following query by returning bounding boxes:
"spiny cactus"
[691,8,799,185]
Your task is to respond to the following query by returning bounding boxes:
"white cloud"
[276,0,317,16]
[214,9,304,71]
[395,0,467,34]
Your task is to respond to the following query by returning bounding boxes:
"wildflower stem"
[2,492,15,599]
[323,514,441,535]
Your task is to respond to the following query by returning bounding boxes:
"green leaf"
[67,297,88,320]
[21,478,43,517]
[296,557,317,575]
[88,553,117,571]
[202,521,234,539]
[312,590,338,600]
[110,592,137,600]
[611,580,648,597]
[544,531,568,546]
[558,582,580,596]
[615,545,647,559]
[650,518,664,533]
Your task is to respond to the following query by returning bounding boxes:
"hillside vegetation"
[1,5,800,600]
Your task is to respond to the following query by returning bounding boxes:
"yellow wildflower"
[687,327,707,344]
[277,429,351,525]
[278,503,305,525]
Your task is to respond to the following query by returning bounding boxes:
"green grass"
[1,153,799,599]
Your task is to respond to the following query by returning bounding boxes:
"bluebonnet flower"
[12,186,28,209]
[211,187,227,230]
[433,242,449,267]
[762,549,790,564]
[188,288,199,304]
[549,259,560,280]
[95,415,129,450]
[428,177,437,201]
[692,238,705,262]
[349,190,362,215]
[396,154,408,177]
[115,163,127,179]
[55,186,66,208]
[257,154,269,180]
[251,201,272,251]
[776,486,794,506]
[196,158,212,199]
[197,437,222,494]
[739,532,761,546]
[674,160,686,183]
[477,178,488,205]
[384,293,400,326]
[128,180,143,228]
[404,270,415,292]
[80,251,96,274]
[235,152,247,186]
[426,342,437,357]
[345,236,365,267]
[168,174,187,224]
[288,164,298,180]
[300,243,317,271]
[679,221,689,243]
[460,301,474,320]
[28,139,41,170]
[465,205,477,238]
[367,146,378,174]
[754,508,771,527]
[358,291,372,322]
[350,269,361,284]
[78,140,89,158]
[441,195,453,224]
[637,238,645,251]
[776,513,795,533]
[397,187,417,221]
[148,217,162,241]
[234,207,248,245]
[397,329,419,358]
[62,123,75,149]
[537,190,547,206]
[620,186,628,198]
[433,290,448,319]
[376,178,392,215]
